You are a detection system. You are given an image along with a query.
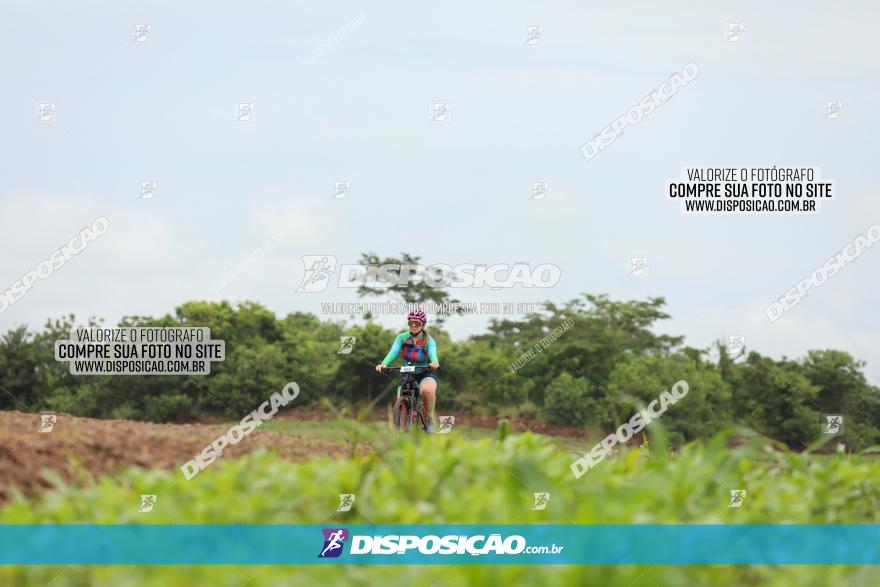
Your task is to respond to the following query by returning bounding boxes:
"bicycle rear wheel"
[414,401,429,432]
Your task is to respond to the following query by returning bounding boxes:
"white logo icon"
[39,414,57,433]
[530,182,549,200]
[36,103,57,123]
[524,26,543,45]
[531,492,550,510]
[823,414,844,434]
[726,23,744,42]
[729,489,746,508]
[337,494,355,512]
[630,257,647,276]
[296,255,337,293]
[824,101,842,119]
[437,416,455,434]
[133,24,152,42]
[140,181,158,199]
[333,181,351,199]
[337,336,357,355]
[138,494,157,512]
[728,335,745,356]
[235,103,256,123]
[431,102,450,122]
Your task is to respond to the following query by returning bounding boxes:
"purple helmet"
[407,309,427,326]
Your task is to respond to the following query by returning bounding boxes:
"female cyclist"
[375,309,440,432]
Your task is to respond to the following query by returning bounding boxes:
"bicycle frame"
[383,365,434,432]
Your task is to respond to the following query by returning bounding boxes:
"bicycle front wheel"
[393,397,411,432]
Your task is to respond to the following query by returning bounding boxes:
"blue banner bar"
[0,525,877,565]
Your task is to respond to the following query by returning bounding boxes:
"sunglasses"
[408,321,423,327]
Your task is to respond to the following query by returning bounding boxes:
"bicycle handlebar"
[380,365,436,374]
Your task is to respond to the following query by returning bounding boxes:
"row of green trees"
[1,294,878,450]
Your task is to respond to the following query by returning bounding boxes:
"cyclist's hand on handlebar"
[429,362,439,370]
[375,364,386,373]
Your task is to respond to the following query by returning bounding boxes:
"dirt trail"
[0,410,362,503]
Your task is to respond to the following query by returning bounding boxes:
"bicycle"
[381,365,435,433]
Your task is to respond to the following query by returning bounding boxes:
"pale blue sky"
[2,1,879,382]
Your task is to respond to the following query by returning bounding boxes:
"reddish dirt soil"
[0,410,367,504]
[0,407,591,504]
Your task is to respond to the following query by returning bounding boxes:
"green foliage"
[1,293,878,451]
[543,373,598,426]
[1,431,879,585]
